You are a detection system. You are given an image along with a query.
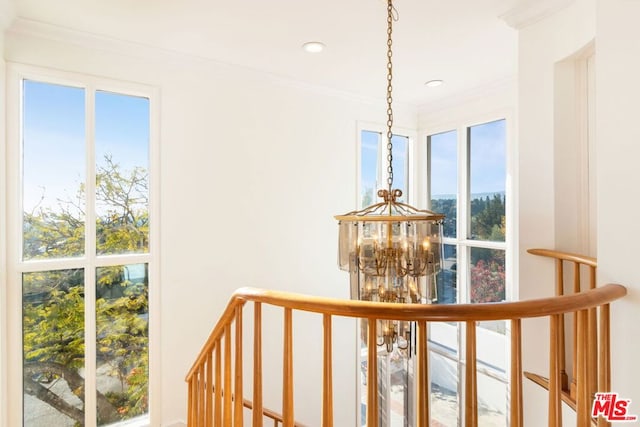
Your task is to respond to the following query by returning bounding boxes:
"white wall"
[0,2,14,424]
[519,0,640,424]
[0,19,8,427]
[3,26,418,426]
[596,0,640,414]
[517,0,596,425]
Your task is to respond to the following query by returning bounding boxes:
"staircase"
[185,250,627,426]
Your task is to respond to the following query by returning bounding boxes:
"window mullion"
[84,86,98,427]
[458,127,470,304]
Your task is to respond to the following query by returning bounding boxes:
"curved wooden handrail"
[233,284,623,321]
[185,249,627,427]
[528,248,597,267]
[186,283,625,380]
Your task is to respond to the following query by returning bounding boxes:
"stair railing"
[525,249,607,426]
[185,280,625,427]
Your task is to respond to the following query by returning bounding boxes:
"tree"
[22,156,149,425]
[470,259,505,303]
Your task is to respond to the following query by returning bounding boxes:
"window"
[357,125,414,426]
[8,67,157,427]
[359,128,410,207]
[426,118,509,426]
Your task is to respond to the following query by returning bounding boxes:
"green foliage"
[22,156,149,424]
[470,194,505,242]
[430,198,456,237]
[432,193,506,305]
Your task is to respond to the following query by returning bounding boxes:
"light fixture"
[302,41,325,53]
[425,79,444,87]
[335,0,444,353]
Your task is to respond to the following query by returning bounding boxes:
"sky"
[22,80,150,213]
[361,119,506,204]
[361,130,408,206]
[430,119,506,198]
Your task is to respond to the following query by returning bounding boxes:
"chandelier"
[335,0,444,353]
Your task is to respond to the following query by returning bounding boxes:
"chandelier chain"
[386,0,394,192]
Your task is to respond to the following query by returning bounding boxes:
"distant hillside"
[432,191,505,200]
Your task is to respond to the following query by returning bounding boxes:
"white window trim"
[419,110,515,302]
[356,121,418,207]
[1,58,9,427]
[4,63,161,427]
[419,110,516,424]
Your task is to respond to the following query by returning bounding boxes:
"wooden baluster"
[206,351,213,427]
[367,319,379,427]
[234,307,244,427]
[188,378,193,427]
[322,314,334,427]
[197,365,205,427]
[588,266,598,401]
[556,259,568,391]
[598,304,611,427]
[224,324,233,425]
[253,303,264,427]
[215,340,222,427]
[549,314,562,427]
[416,320,429,427]
[510,319,523,427]
[465,321,478,427]
[571,262,581,397]
[576,309,591,426]
[283,308,294,427]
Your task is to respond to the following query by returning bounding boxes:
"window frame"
[5,63,161,427]
[420,111,515,424]
[356,121,418,207]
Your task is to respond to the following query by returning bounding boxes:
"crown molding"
[500,0,575,30]
[5,17,419,111]
[417,75,516,117]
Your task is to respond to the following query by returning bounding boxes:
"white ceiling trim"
[417,75,516,117]
[6,17,411,110]
[500,0,575,29]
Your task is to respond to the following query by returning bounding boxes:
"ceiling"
[9,0,520,106]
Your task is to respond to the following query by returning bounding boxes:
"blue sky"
[22,80,149,213]
[361,119,506,203]
[430,119,506,198]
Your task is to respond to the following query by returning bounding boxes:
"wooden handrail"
[186,284,625,380]
[185,248,627,427]
[527,248,597,267]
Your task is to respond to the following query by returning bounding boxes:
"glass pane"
[360,130,380,208]
[430,351,459,426]
[23,269,85,426]
[96,264,149,424]
[436,244,457,304]
[470,248,505,304]
[96,91,150,255]
[22,80,86,260]
[478,373,507,427]
[391,134,409,202]
[469,119,506,242]
[429,130,457,237]
[476,320,507,373]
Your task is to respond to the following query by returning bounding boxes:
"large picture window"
[426,118,509,426]
[9,68,157,427]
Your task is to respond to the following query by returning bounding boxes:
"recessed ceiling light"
[425,79,444,87]
[302,41,326,53]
